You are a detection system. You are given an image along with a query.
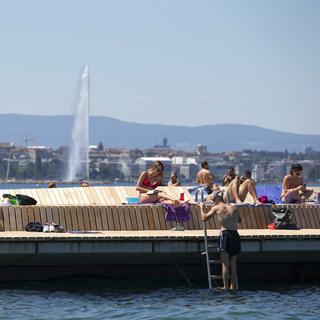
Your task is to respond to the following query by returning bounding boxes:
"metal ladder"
[202,221,223,289]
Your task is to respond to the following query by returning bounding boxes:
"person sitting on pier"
[200,193,241,290]
[136,161,182,206]
[196,161,219,194]
[225,171,261,204]
[168,172,181,186]
[222,167,236,186]
[196,161,214,186]
[281,164,313,203]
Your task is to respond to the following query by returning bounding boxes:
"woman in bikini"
[281,164,313,203]
[136,161,182,206]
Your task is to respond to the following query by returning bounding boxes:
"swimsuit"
[142,178,159,190]
[218,230,241,256]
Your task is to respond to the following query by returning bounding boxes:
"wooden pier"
[0,186,319,283]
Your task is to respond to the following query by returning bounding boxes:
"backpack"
[15,194,37,205]
[25,222,43,232]
[270,207,299,230]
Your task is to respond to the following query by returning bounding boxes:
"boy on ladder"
[200,192,241,290]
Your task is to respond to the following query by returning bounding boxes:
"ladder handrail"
[203,221,213,289]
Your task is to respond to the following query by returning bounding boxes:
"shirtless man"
[222,167,236,186]
[226,170,260,204]
[200,193,241,290]
[168,172,181,186]
[196,161,215,186]
[281,164,313,203]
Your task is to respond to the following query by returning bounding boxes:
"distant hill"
[0,114,319,152]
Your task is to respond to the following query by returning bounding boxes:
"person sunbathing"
[222,167,236,186]
[136,161,182,206]
[281,164,313,203]
[200,193,241,290]
[168,172,181,186]
[225,171,261,204]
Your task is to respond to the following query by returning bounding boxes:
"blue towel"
[256,185,282,204]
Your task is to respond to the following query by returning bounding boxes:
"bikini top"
[142,178,159,190]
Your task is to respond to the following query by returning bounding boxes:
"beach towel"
[256,185,281,204]
[162,204,191,222]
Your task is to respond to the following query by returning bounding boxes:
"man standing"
[200,193,241,290]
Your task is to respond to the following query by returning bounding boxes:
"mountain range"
[0,114,319,152]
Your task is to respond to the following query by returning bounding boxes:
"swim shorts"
[218,230,241,256]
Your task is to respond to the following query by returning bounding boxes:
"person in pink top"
[281,164,313,203]
[136,161,182,205]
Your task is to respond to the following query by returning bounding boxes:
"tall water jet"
[67,65,89,182]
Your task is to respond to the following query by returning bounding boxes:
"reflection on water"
[0,279,319,320]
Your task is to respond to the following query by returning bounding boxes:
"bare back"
[196,168,214,185]
[216,204,239,231]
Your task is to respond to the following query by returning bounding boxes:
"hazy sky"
[1,0,320,134]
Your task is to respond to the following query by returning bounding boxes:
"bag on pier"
[25,222,43,232]
[2,193,37,206]
[269,207,299,230]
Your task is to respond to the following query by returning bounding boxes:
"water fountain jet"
[67,65,89,182]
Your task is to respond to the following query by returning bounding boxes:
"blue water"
[0,280,319,319]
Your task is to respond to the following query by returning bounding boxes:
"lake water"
[0,279,319,320]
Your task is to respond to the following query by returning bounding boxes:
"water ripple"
[0,281,319,320]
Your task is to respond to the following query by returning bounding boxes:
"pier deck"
[0,186,319,283]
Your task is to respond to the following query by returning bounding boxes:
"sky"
[0,0,320,134]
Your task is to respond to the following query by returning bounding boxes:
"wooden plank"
[57,207,66,230]
[8,207,17,231]
[109,188,122,205]
[76,207,85,230]
[0,208,4,231]
[110,206,121,231]
[82,206,92,230]
[186,205,195,230]
[70,206,79,230]
[104,206,114,230]
[191,205,201,230]
[297,206,307,228]
[51,206,60,225]
[87,206,97,230]
[98,187,112,205]
[304,205,315,229]
[93,206,103,231]
[151,206,161,230]
[128,206,138,231]
[291,206,303,228]
[134,206,145,230]
[20,207,29,231]
[140,207,150,230]
[63,188,77,205]
[311,205,320,228]
[40,189,53,205]
[146,206,156,230]
[39,207,48,224]
[157,206,167,230]
[45,206,54,224]
[117,206,128,230]
[57,188,69,205]
[64,206,73,231]
[248,207,257,229]
[33,206,41,223]
[254,207,264,229]
[83,188,96,205]
[25,206,36,224]
[2,207,11,231]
